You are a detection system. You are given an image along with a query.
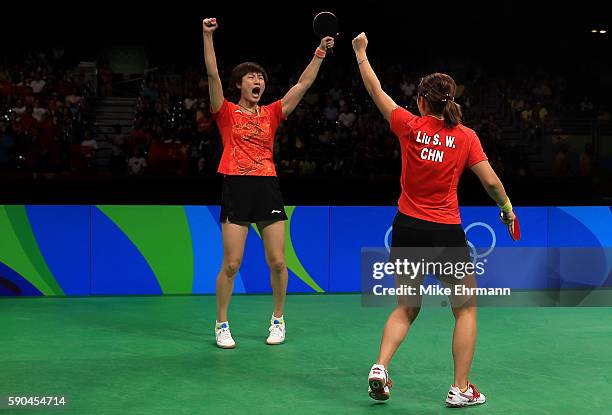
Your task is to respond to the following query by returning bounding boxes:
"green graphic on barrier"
[97,206,194,294]
[0,206,63,295]
[252,206,324,293]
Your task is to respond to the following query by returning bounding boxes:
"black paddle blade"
[313,11,338,38]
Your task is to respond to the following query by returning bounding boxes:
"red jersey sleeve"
[269,99,284,123]
[211,99,232,125]
[467,131,488,167]
[390,106,418,138]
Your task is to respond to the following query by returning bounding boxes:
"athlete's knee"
[398,305,421,323]
[452,304,477,319]
[268,258,287,275]
[222,259,242,278]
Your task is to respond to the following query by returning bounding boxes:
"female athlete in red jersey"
[203,18,333,349]
[352,32,517,407]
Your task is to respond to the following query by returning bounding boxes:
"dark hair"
[230,62,268,90]
[417,72,462,128]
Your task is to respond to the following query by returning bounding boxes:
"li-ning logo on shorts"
[271,210,282,214]
[384,221,497,260]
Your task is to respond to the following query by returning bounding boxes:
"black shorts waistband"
[393,211,462,231]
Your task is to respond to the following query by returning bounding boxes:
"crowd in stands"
[123,61,559,182]
[123,62,499,179]
[0,50,93,174]
[1,51,609,187]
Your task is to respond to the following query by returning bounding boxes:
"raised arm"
[281,36,334,118]
[352,32,397,122]
[202,18,224,112]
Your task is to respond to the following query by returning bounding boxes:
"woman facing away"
[203,17,334,348]
[352,32,517,408]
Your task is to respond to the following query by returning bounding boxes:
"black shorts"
[391,212,469,250]
[390,212,475,307]
[220,175,288,224]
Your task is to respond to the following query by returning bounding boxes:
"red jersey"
[390,107,488,224]
[212,99,284,176]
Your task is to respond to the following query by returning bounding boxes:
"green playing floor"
[1,294,611,414]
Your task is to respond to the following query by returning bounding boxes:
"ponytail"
[417,72,462,128]
[442,100,462,129]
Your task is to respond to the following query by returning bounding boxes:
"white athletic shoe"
[266,316,285,345]
[215,322,236,349]
[445,382,486,407]
[368,364,392,401]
